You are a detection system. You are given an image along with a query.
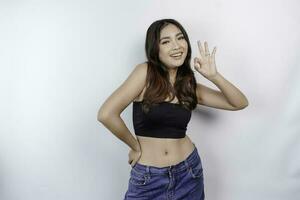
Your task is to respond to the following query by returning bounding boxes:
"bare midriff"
[136,135,195,167]
[134,83,195,167]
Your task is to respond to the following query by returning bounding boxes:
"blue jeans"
[124,143,205,200]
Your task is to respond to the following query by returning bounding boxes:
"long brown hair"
[141,18,199,113]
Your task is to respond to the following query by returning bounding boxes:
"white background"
[1,0,299,199]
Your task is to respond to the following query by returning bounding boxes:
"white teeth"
[171,53,182,57]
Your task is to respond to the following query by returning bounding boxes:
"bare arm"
[97,63,147,151]
[196,72,249,111]
[195,41,248,110]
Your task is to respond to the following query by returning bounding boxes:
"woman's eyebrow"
[159,32,183,41]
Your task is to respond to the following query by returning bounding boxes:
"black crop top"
[132,101,192,138]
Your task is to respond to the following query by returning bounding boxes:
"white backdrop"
[1,0,300,199]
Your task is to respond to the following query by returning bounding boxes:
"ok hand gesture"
[193,41,218,80]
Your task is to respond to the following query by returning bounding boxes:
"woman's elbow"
[97,107,111,122]
[97,107,119,123]
[237,101,249,110]
[97,111,108,123]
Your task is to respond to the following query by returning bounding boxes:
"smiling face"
[158,23,188,69]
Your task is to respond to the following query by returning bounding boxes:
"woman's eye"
[161,36,184,45]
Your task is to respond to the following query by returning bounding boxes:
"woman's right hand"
[128,144,142,167]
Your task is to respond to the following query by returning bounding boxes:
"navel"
[164,150,169,155]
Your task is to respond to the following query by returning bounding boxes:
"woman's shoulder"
[133,62,148,80]
[134,62,149,80]
[137,61,148,69]
[132,62,148,102]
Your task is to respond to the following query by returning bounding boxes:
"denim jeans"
[124,143,205,200]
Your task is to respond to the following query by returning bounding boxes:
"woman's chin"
[162,58,185,68]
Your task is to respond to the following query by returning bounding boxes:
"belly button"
[164,151,168,155]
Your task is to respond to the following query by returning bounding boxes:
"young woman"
[98,18,248,200]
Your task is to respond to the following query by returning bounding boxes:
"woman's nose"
[171,40,180,49]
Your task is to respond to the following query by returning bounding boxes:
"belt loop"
[168,165,172,178]
[169,165,173,174]
[145,165,151,178]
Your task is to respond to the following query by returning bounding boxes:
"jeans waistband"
[132,143,200,175]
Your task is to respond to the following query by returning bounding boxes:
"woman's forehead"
[160,24,183,38]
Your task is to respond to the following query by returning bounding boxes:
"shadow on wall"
[194,106,220,121]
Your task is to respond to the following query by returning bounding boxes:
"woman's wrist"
[133,141,141,151]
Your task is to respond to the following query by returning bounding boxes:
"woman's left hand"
[194,40,218,80]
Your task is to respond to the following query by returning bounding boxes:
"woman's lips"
[170,52,183,59]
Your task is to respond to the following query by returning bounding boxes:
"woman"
[98,18,248,200]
